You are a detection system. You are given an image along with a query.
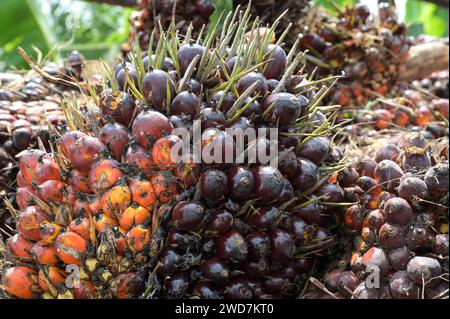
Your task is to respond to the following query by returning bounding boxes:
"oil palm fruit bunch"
[128,0,215,51]
[233,0,310,48]
[341,88,449,139]
[306,132,449,299]
[0,52,86,235]
[413,70,449,100]
[0,7,349,299]
[299,2,412,109]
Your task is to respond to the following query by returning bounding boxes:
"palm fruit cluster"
[413,70,449,100]
[0,7,349,299]
[127,0,215,52]
[299,2,412,109]
[126,0,310,54]
[341,88,449,139]
[0,52,85,234]
[304,132,449,299]
[234,0,310,48]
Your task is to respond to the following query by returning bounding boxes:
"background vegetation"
[0,0,448,70]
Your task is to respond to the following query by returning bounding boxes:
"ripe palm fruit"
[3,8,348,299]
[300,3,412,109]
[319,133,449,299]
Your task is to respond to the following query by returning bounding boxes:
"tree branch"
[80,0,140,8]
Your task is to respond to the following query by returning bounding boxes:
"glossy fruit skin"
[200,169,228,202]
[30,241,58,265]
[7,234,34,261]
[291,158,319,191]
[379,223,405,250]
[99,90,136,126]
[201,256,230,284]
[261,93,307,129]
[69,216,91,240]
[374,160,404,192]
[205,210,233,237]
[127,224,151,253]
[263,44,287,80]
[55,231,87,265]
[252,165,284,202]
[407,257,442,287]
[383,197,413,226]
[131,111,174,149]
[120,204,151,231]
[171,201,205,231]
[424,164,449,197]
[389,271,419,299]
[18,149,50,184]
[398,177,429,203]
[142,70,175,111]
[101,184,132,217]
[88,159,124,194]
[68,136,107,175]
[170,91,201,118]
[69,171,91,193]
[177,43,206,76]
[337,271,360,298]
[215,229,248,263]
[151,172,179,203]
[37,180,67,204]
[34,158,62,184]
[236,72,268,98]
[1,266,40,299]
[248,206,278,230]
[296,137,330,165]
[17,206,48,241]
[16,186,36,209]
[173,155,201,189]
[201,128,235,166]
[152,135,183,170]
[270,228,295,264]
[99,122,131,160]
[388,246,411,271]
[345,204,365,230]
[124,144,154,177]
[361,247,391,276]
[375,144,401,162]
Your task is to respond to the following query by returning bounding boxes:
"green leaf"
[209,0,233,32]
[405,0,449,38]
[0,0,53,69]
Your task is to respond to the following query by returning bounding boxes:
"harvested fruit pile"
[299,3,412,108]
[0,8,352,299]
[303,132,449,299]
[0,52,85,234]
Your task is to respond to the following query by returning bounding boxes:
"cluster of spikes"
[1,6,356,299]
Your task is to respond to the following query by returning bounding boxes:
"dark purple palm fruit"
[406,227,431,250]
[236,72,268,99]
[215,229,248,264]
[375,144,401,162]
[177,43,206,76]
[201,128,235,166]
[199,108,227,131]
[142,69,175,111]
[163,271,190,298]
[388,246,412,271]
[252,165,284,202]
[143,55,175,72]
[12,127,33,151]
[261,93,308,129]
[400,147,432,171]
[406,257,442,287]
[433,234,449,256]
[296,136,330,165]
[245,230,270,260]
[379,223,405,250]
[293,195,323,225]
[314,183,344,204]
[210,90,236,113]
[171,201,206,231]
[398,176,429,204]
[263,44,287,80]
[192,282,222,299]
[374,160,404,192]
[248,206,278,230]
[200,169,229,203]
[383,197,413,226]
[99,122,131,160]
[424,163,449,197]
[227,166,254,202]
[224,277,255,299]
[99,90,136,127]
[114,61,138,91]
[205,210,233,237]
[361,247,391,276]
[170,90,201,118]
[270,228,295,264]
[389,271,420,299]
[290,158,319,191]
[336,271,360,298]
[200,256,230,284]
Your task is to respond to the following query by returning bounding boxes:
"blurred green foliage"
[0,0,131,71]
[405,0,449,37]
